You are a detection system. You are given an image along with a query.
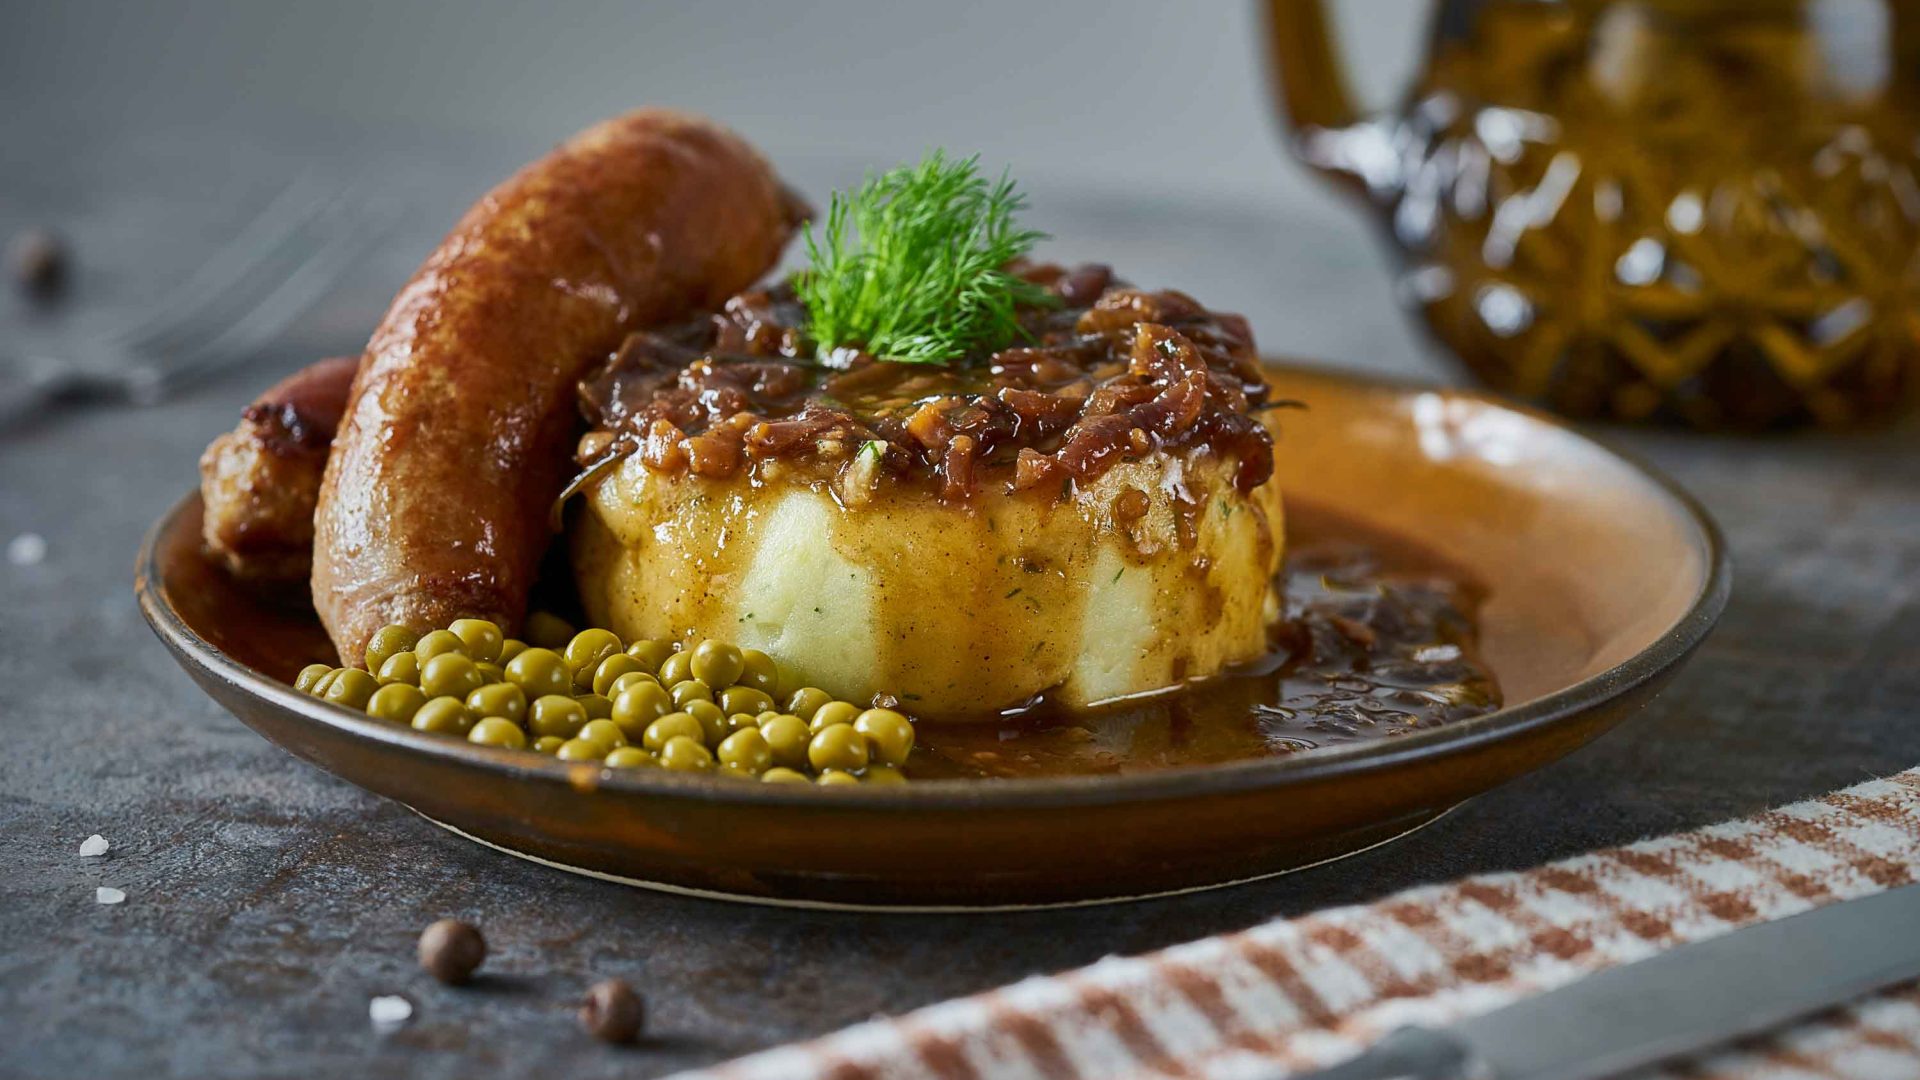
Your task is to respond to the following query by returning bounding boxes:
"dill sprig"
[795,151,1058,365]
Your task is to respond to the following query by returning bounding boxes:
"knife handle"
[1281,1025,1484,1080]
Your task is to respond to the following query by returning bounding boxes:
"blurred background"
[0,0,1418,202]
[0,0,1428,380]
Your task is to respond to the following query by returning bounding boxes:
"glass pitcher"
[1264,0,1920,429]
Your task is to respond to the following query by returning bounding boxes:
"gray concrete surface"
[2,13,1918,1074]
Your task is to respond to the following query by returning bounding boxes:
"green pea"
[670,679,713,708]
[505,648,571,698]
[448,618,504,663]
[364,624,421,675]
[323,669,378,710]
[497,638,528,665]
[808,724,869,772]
[420,653,484,699]
[771,658,800,701]
[465,682,527,724]
[690,640,745,688]
[475,661,505,684]
[366,683,428,724]
[611,681,673,739]
[412,697,474,736]
[565,629,624,686]
[294,663,333,694]
[576,693,614,721]
[785,687,833,722]
[556,738,606,762]
[578,719,628,750]
[658,735,714,772]
[523,611,575,650]
[761,767,811,784]
[531,735,566,754]
[414,629,468,661]
[310,669,341,697]
[643,713,706,753]
[809,700,861,733]
[683,700,728,745]
[625,639,673,673]
[717,686,775,718]
[591,654,647,697]
[717,729,772,774]
[377,652,421,687]
[468,717,527,750]
[854,708,915,767]
[605,746,656,769]
[607,671,660,699]
[737,649,779,694]
[863,765,908,786]
[527,694,587,739]
[816,770,861,786]
[758,714,810,769]
[657,649,693,687]
[726,712,762,734]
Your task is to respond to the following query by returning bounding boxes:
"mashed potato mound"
[573,448,1281,719]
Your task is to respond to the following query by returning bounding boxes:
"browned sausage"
[312,109,798,662]
[199,356,358,584]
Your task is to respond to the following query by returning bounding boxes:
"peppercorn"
[8,228,67,299]
[417,919,486,985]
[579,978,645,1044]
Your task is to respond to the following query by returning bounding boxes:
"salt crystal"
[369,995,412,1027]
[79,835,109,858]
[95,887,126,905]
[7,533,46,566]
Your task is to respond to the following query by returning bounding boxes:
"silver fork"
[0,175,391,429]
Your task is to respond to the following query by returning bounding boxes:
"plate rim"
[136,361,1731,812]
[419,801,1463,911]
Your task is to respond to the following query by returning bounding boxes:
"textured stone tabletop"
[2,124,1917,1080]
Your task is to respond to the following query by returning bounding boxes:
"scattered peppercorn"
[417,919,487,985]
[8,228,68,299]
[579,978,645,1044]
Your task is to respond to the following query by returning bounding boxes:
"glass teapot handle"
[1261,0,1395,198]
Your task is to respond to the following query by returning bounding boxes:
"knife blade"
[1288,882,1920,1080]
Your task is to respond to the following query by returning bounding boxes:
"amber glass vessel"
[1265,0,1920,428]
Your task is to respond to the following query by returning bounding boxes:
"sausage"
[312,109,799,662]
[199,356,358,584]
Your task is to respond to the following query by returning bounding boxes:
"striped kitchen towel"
[680,770,1920,1080]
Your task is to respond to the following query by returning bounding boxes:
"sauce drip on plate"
[906,501,1501,778]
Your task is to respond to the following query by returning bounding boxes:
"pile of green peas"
[294,612,914,785]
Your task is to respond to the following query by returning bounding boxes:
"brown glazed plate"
[137,362,1730,910]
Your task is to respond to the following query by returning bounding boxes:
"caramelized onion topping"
[576,264,1276,499]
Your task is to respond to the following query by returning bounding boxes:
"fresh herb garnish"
[795,151,1057,365]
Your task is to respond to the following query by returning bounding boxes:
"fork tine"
[130,183,365,360]
[100,174,339,349]
[132,197,396,400]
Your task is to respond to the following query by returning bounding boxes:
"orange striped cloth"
[681,770,1920,1080]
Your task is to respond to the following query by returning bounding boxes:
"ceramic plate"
[137,363,1729,908]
